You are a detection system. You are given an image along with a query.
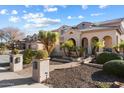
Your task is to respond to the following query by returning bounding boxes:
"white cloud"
[82,5,88,10]
[67,16,72,19]
[22,12,61,29]
[43,6,58,12]
[22,13,44,20]
[78,15,84,19]
[0,9,8,15]
[11,10,18,15]
[67,15,84,19]
[99,5,108,9]
[91,13,104,16]
[9,16,20,23]
[24,23,48,29]
[23,10,27,13]
[24,5,30,8]
[60,5,67,8]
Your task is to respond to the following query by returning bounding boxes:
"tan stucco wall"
[59,29,121,55]
[81,30,117,54]
[61,29,81,47]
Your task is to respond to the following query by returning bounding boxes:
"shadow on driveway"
[0,77,35,87]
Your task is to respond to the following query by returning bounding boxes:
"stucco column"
[88,38,92,55]
[112,35,117,46]
[99,37,104,52]
[76,39,81,47]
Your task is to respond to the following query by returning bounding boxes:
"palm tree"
[38,31,59,55]
[61,43,67,56]
[92,40,104,56]
[61,40,75,57]
[113,45,120,53]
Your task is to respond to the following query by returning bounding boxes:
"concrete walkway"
[50,61,81,71]
[0,69,48,88]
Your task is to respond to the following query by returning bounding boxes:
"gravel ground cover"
[45,64,124,88]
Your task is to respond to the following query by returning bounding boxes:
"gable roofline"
[95,18,124,25]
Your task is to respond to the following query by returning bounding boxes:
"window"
[69,32,73,34]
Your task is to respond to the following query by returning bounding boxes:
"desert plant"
[103,60,124,77]
[96,52,123,64]
[35,50,48,59]
[38,31,59,55]
[11,48,19,55]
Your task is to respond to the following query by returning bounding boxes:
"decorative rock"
[112,81,124,88]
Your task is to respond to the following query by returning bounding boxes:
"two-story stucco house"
[53,18,124,56]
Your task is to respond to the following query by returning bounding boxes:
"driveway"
[0,69,48,88]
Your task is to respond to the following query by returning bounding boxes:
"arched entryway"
[68,38,76,46]
[91,37,99,55]
[82,38,88,55]
[103,36,112,48]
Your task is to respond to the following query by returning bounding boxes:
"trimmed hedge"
[96,52,123,64]
[103,60,124,77]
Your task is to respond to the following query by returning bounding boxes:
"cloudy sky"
[0,5,124,35]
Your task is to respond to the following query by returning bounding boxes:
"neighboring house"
[17,34,44,51]
[54,18,124,56]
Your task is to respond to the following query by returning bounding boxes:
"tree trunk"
[63,48,67,56]
[75,49,79,57]
[114,47,120,53]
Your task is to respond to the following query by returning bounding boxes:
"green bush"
[23,49,34,64]
[103,60,124,77]
[35,50,48,59]
[11,48,19,54]
[96,52,123,64]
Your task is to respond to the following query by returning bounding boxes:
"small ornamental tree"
[38,31,59,55]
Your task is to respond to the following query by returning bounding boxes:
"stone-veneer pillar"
[10,54,23,72]
[32,58,49,83]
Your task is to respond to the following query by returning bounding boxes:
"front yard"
[45,64,124,88]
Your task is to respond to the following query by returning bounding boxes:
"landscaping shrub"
[23,49,34,64]
[11,48,19,54]
[96,52,123,64]
[103,60,124,77]
[35,50,48,59]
